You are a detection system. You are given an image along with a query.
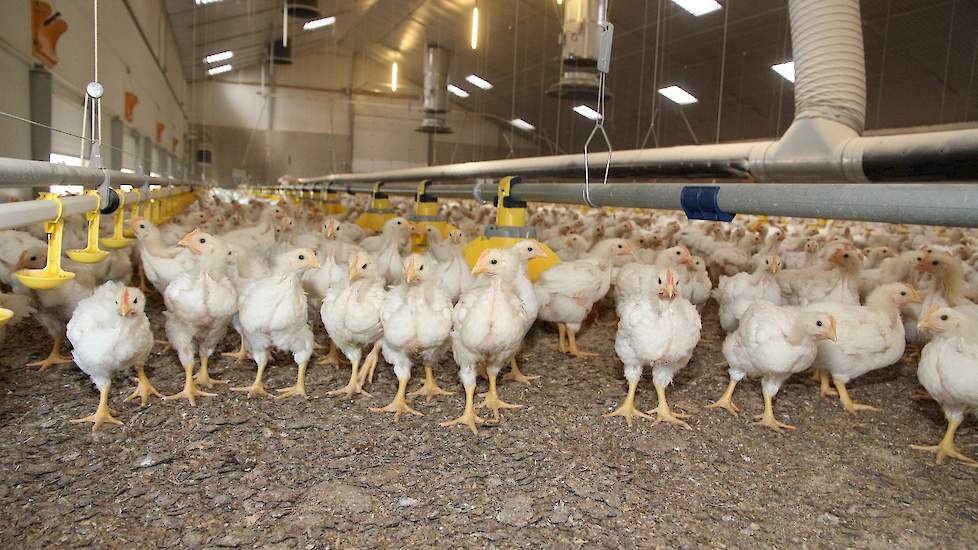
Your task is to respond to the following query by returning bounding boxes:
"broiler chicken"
[128,217,196,294]
[779,243,863,306]
[233,248,320,398]
[713,255,783,333]
[66,282,154,430]
[432,227,474,304]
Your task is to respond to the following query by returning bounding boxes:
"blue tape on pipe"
[680,186,735,222]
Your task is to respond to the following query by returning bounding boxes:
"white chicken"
[609,267,701,428]
[66,282,154,430]
[432,227,474,304]
[713,255,783,333]
[779,244,863,306]
[233,248,320,398]
[376,254,453,419]
[128,217,196,294]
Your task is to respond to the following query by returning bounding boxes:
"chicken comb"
[121,287,130,303]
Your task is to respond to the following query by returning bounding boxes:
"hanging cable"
[714,0,730,143]
[582,2,614,208]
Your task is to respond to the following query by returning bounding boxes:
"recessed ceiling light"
[465,74,492,90]
[447,84,470,98]
[771,61,795,83]
[203,50,233,64]
[510,118,535,131]
[670,0,722,16]
[303,16,336,30]
[658,85,698,105]
[573,105,602,120]
[208,64,233,76]
[195,0,223,5]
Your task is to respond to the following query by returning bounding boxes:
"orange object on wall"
[171,137,178,153]
[124,92,139,123]
[32,1,68,67]
[155,122,165,143]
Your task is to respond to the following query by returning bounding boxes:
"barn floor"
[1,291,976,549]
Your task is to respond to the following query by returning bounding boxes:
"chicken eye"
[843,253,849,258]
[199,238,206,244]
[816,320,824,327]
[658,278,662,284]
[932,260,939,266]
[490,259,498,265]
[30,256,37,261]
[675,250,680,255]
[528,247,534,252]
[396,221,402,225]
[298,254,305,260]
[419,265,423,271]
[765,260,769,265]
[940,315,949,321]
[133,298,138,304]
[900,291,907,296]
[139,224,145,229]
[361,263,367,269]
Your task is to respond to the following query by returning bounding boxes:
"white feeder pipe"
[0,186,193,230]
[0,157,199,188]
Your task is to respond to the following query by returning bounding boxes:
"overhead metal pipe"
[0,186,193,231]
[0,157,199,189]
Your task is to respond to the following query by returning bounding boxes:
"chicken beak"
[821,317,838,342]
[118,289,133,316]
[530,242,548,259]
[659,269,678,299]
[325,222,337,239]
[620,241,636,256]
[906,285,923,304]
[308,254,321,269]
[177,228,204,255]
[404,257,420,283]
[348,255,364,282]
[769,255,781,273]
[918,305,942,332]
[472,250,492,275]
[13,251,32,272]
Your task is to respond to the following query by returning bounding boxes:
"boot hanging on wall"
[32,1,68,67]
[156,122,165,143]
[124,92,139,123]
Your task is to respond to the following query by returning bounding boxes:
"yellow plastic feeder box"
[16,193,76,290]
[322,190,347,216]
[411,180,451,253]
[463,176,560,281]
[355,182,396,233]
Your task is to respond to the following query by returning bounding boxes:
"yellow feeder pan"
[411,180,452,253]
[322,190,347,216]
[463,176,560,282]
[16,193,76,290]
[101,189,133,249]
[0,307,12,326]
[66,190,110,263]
[355,182,396,233]
[123,195,141,238]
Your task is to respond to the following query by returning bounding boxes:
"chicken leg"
[276,361,309,399]
[27,336,74,371]
[408,366,453,403]
[329,357,371,399]
[70,384,122,431]
[232,361,270,398]
[194,354,226,388]
[833,379,879,414]
[503,357,540,384]
[440,384,485,435]
[647,381,691,430]
[356,341,382,386]
[476,371,522,421]
[164,361,217,405]
[752,390,796,433]
[567,329,597,358]
[316,341,347,367]
[125,365,163,406]
[816,370,837,397]
[606,381,653,427]
[911,418,978,466]
[705,380,741,416]
[222,334,249,362]
[370,378,422,421]
[556,323,567,353]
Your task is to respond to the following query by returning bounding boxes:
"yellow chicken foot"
[329,359,371,398]
[357,341,382,386]
[194,355,227,388]
[752,390,796,433]
[705,380,741,416]
[125,365,163,406]
[503,357,540,384]
[817,370,838,397]
[440,384,485,435]
[370,378,423,421]
[27,337,74,371]
[232,362,271,398]
[809,368,821,382]
[407,366,453,403]
[606,381,653,427]
[647,381,692,429]
[556,323,568,353]
[70,384,123,431]
[316,341,347,368]
[155,339,172,353]
[476,372,522,421]
[312,340,326,351]
[911,389,933,401]
[222,335,249,362]
[567,329,598,358]
[911,418,978,467]
[833,379,879,414]
[276,362,309,399]
[138,262,148,293]
[164,362,217,405]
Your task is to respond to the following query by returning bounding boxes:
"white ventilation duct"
[417,44,452,134]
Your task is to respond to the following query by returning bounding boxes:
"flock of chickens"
[1,189,977,467]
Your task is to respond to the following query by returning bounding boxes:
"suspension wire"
[508,0,520,158]
[714,0,730,143]
[938,0,957,123]
[640,0,663,148]
[966,27,978,120]
[873,0,892,129]
[773,6,789,135]
[582,0,613,208]
[634,0,649,149]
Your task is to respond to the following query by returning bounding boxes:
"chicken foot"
[752,390,796,433]
[329,358,371,398]
[125,365,164,406]
[70,384,123,431]
[408,366,453,403]
[165,362,217,405]
[316,341,348,368]
[222,335,250,362]
[232,362,271,398]
[606,381,653,427]
[647,381,692,430]
[833,379,879,414]
[911,418,978,467]
[556,323,567,353]
[27,336,74,371]
[155,339,172,353]
[356,341,382,386]
[503,357,540,384]
[276,361,309,399]
[370,378,422,421]
[815,370,838,397]
[440,384,485,435]
[476,372,522,421]
[705,379,741,416]
[195,355,227,388]
[567,328,598,359]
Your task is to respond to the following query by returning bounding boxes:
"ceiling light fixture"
[303,16,336,30]
[471,6,479,50]
[573,105,602,120]
[510,118,536,131]
[195,0,223,5]
[465,74,492,90]
[447,84,470,98]
[391,61,398,93]
[203,50,233,64]
[207,64,233,76]
[670,0,722,17]
[658,85,698,105]
[771,61,795,83]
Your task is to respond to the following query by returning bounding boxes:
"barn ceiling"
[166,0,978,158]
